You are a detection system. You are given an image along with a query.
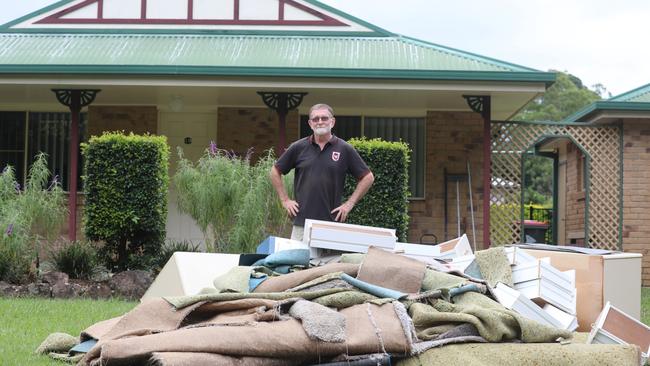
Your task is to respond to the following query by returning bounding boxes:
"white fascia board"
[0,76,547,93]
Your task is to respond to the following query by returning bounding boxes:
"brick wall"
[88,106,158,137]
[407,111,485,248]
[621,120,650,286]
[564,143,586,245]
[217,108,299,161]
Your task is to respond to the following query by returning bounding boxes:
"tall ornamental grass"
[0,154,66,283]
[173,145,292,253]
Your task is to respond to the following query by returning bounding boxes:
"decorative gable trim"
[2,0,386,34]
[35,0,347,26]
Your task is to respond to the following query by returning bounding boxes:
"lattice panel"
[491,122,621,250]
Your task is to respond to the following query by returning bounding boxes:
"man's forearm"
[347,172,375,205]
[269,166,289,202]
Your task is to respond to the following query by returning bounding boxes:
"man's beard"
[314,126,331,135]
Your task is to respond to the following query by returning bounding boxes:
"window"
[0,112,27,185]
[364,117,425,198]
[0,111,87,191]
[299,115,425,198]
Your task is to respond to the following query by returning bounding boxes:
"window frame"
[299,113,426,200]
[0,110,87,192]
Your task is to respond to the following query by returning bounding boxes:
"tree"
[514,71,602,122]
[514,71,603,205]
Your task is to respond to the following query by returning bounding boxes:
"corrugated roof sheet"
[565,83,650,122]
[0,33,534,72]
[609,83,650,103]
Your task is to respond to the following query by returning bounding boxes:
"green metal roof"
[566,83,650,122]
[0,33,555,83]
[0,0,555,84]
[609,83,650,103]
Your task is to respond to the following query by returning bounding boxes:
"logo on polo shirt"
[331,151,340,162]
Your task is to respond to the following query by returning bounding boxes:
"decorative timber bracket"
[463,95,491,121]
[257,91,308,153]
[463,94,492,249]
[51,89,101,242]
[53,89,101,109]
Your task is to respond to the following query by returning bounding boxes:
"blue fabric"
[69,339,97,354]
[340,273,406,299]
[449,283,482,298]
[248,276,268,291]
[253,249,310,268]
[272,265,292,274]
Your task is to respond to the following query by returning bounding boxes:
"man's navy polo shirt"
[275,135,370,226]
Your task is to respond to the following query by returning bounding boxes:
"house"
[0,0,627,267]
[563,83,650,285]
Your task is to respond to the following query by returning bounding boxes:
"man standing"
[270,103,374,240]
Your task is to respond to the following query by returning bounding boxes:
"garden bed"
[0,270,152,301]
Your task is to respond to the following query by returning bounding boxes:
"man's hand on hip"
[282,199,299,217]
[332,201,355,222]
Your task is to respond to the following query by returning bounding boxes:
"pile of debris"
[37,220,647,365]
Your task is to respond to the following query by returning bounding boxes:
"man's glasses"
[310,116,332,122]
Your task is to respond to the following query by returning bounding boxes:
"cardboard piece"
[522,247,642,332]
[141,252,240,300]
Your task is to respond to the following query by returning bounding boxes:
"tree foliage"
[514,71,602,122]
[514,71,603,205]
[83,132,169,271]
[523,155,553,206]
[344,138,410,242]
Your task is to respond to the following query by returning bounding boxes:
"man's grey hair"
[309,103,335,117]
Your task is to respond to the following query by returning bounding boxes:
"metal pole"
[467,160,477,252]
[456,180,461,237]
[444,168,448,241]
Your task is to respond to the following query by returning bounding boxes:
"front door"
[159,111,217,248]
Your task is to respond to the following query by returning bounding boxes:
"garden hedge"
[82,132,169,271]
[345,138,410,241]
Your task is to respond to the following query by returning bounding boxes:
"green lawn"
[2,290,650,365]
[0,298,137,366]
[642,288,650,326]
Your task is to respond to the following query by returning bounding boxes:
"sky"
[1,0,648,97]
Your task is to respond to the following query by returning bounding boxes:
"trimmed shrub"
[345,138,410,242]
[174,146,292,253]
[0,154,66,283]
[0,239,33,284]
[48,240,99,280]
[82,132,169,271]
